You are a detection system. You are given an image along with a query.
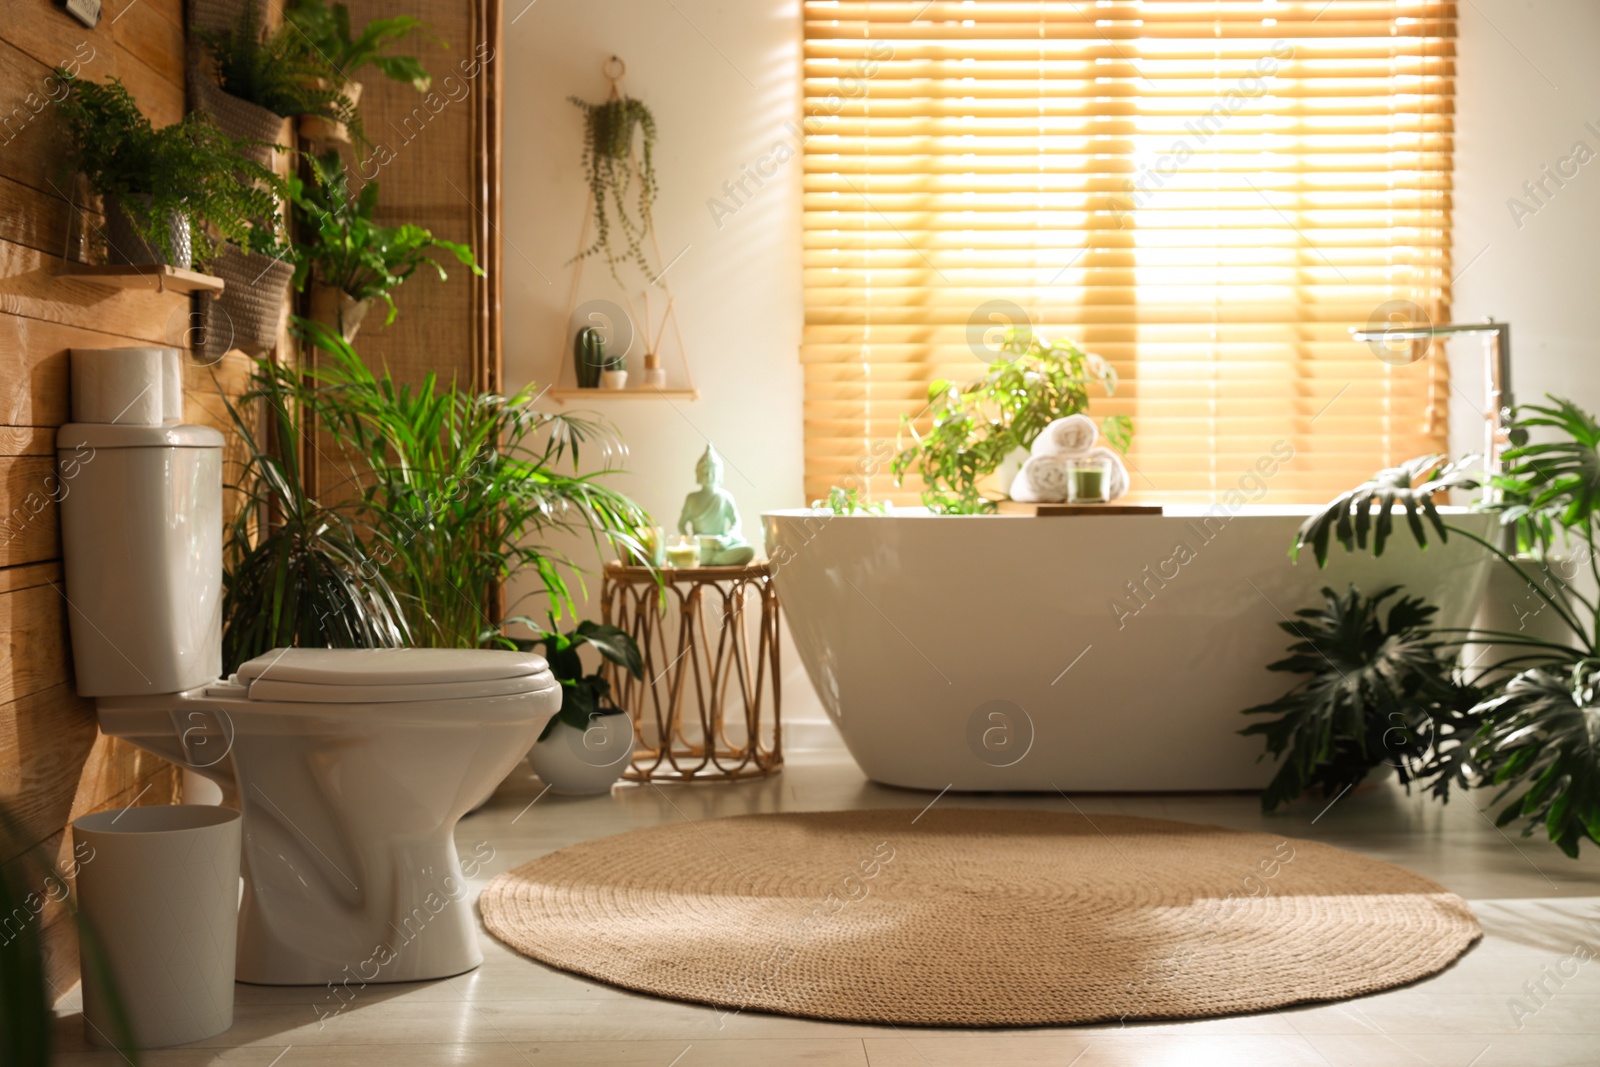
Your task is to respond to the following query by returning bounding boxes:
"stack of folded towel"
[1009,413,1130,503]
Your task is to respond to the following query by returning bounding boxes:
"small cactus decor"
[574,325,606,388]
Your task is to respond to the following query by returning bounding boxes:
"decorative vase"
[574,326,605,388]
[103,194,192,269]
[309,283,373,342]
[198,244,294,359]
[527,715,634,795]
[300,80,362,145]
[602,369,629,390]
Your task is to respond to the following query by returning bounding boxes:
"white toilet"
[56,349,562,985]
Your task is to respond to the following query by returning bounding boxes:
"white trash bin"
[73,804,241,1048]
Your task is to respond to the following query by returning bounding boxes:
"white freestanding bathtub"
[763,507,1494,792]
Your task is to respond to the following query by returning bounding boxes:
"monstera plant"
[1277,395,1600,856]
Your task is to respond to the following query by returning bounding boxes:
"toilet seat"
[233,647,559,705]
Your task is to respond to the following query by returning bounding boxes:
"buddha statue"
[677,444,756,566]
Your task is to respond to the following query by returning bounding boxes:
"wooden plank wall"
[0,0,241,999]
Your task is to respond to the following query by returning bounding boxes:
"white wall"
[501,1,832,734]
[1450,0,1600,444]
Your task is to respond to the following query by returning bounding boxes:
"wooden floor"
[52,746,1600,1066]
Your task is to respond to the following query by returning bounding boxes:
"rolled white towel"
[1009,453,1071,503]
[1085,445,1131,501]
[1029,413,1097,458]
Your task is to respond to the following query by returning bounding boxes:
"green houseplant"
[1285,395,1600,856]
[196,0,362,155]
[55,71,280,267]
[219,349,411,672]
[1241,585,1483,812]
[891,326,1131,514]
[570,91,658,282]
[290,150,480,339]
[292,320,653,648]
[285,0,434,91]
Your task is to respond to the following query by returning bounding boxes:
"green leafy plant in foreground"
[290,150,480,324]
[1276,394,1600,855]
[1241,585,1482,812]
[891,327,1130,514]
[488,620,644,741]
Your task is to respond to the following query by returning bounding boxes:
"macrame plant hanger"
[557,56,695,397]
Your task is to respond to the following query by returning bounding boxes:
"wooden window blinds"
[801,1,1456,505]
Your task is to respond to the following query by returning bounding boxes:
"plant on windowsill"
[54,70,280,269]
[195,0,362,160]
[891,326,1132,514]
[1281,396,1600,857]
[289,149,480,341]
[489,619,645,794]
[811,485,887,515]
[284,0,437,144]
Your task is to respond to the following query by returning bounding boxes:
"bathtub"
[763,506,1494,792]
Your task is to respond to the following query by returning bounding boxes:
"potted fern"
[194,0,361,161]
[289,150,480,340]
[285,0,434,144]
[55,71,280,268]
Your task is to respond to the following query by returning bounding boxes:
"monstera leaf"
[1475,661,1600,858]
[1497,397,1600,530]
[1241,585,1476,811]
[1291,456,1481,567]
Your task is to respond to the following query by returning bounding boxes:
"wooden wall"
[0,0,238,999]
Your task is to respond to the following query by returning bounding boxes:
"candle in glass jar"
[1067,458,1111,503]
[666,539,700,568]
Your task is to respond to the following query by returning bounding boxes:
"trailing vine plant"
[569,89,658,283]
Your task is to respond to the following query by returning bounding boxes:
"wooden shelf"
[548,388,700,402]
[59,262,225,294]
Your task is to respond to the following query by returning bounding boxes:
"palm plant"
[219,353,410,672]
[295,320,652,648]
[891,326,1130,514]
[1285,394,1600,855]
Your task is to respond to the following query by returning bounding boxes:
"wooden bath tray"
[997,501,1165,517]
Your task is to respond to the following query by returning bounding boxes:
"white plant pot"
[527,715,634,795]
[601,369,629,390]
[73,805,241,1049]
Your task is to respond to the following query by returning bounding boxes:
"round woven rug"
[479,809,1479,1026]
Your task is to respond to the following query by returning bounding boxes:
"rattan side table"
[600,560,782,781]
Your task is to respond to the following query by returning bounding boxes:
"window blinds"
[801,0,1456,505]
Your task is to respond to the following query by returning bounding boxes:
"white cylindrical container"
[74,805,241,1049]
[528,715,634,795]
[69,348,171,425]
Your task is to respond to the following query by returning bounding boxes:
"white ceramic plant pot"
[73,805,241,1049]
[601,369,629,390]
[527,715,634,795]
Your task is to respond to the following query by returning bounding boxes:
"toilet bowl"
[54,350,563,985]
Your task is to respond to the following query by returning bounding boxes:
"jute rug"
[479,809,1479,1026]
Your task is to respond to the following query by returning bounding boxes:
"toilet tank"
[56,424,225,697]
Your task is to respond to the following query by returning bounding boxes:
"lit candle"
[666,539,700,568]
[1067,458,1111,503]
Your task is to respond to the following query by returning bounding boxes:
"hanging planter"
[199,243,295,359]
[569,57,658,283]
[299,79,362,145]
[103,194,193,269]
[308,282,373,342]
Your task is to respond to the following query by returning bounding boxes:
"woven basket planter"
[189,72,284,169]
[188,0,264,37]
[103,194,192,269]
[198,245,294,359]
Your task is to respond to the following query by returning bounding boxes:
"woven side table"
[600,561,782,781]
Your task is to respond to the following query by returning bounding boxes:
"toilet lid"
[236,648,557,704]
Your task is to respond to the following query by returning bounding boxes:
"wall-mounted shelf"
[548,388,700,403]
[59,263,225,294]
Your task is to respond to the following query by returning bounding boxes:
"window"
[801,0,1456,505]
